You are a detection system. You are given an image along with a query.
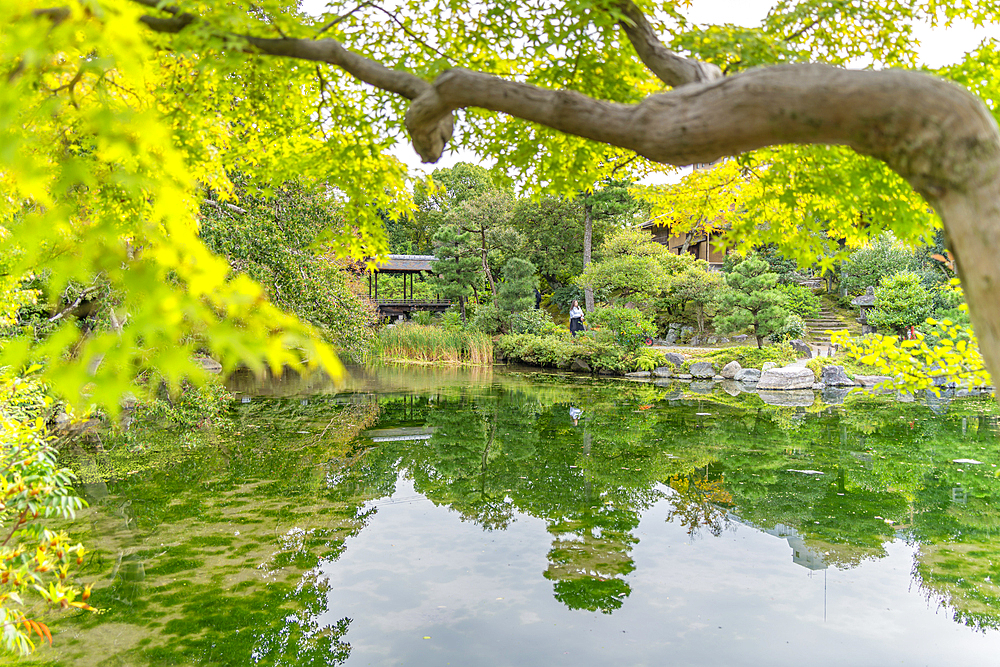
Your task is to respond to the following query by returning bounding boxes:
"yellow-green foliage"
[377,325,493,365]
[805,355,883,381]
[0,371,94,655]
[832,318,991,392]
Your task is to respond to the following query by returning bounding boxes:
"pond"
[24,366,1000,666]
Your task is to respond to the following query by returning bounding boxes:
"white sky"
[309,0,997,180]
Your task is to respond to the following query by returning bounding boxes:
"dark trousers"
[570,317,584,336]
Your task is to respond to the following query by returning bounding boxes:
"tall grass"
[376,324,494,365]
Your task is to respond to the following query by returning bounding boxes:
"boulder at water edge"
[734,368,761,383]
[761,362,778,372]
[689,361,716,379]
[820,365,855,386]
[664,353,685,369]
[721,360,742,379]
[625,371,651,378]
[570,358,591,373]
[757,367,815,391]
[653,366,673,378]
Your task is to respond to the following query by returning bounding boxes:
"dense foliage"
[199,177,379,361]
[714,255,790,349]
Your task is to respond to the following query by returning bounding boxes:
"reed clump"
[376,324,493,365]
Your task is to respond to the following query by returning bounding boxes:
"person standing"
[569,300,585,337]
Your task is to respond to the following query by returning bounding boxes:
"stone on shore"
[757,367,815,391]
[721,360,742,379]
[734,368,761,383]
[761,362,778,372]
[689,361,716,379]
[653,366,673,378]
[625,371,651,378]
[664,353,685,369]
[570,358,591,373]
[820,365,855,387]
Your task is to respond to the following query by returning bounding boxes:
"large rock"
[758,389,815,407]
[689,361,716,379]
[757,367,815,391]
[820,365,854,386]
[734,368,761,383]
[663,353,685,369]
[731,334,749,343]
[625,371,651,378]
[721,360,742,379]
[570,358,591,373]
[790,340,812,358]
[653,366,673,378]
[761,362,778,372]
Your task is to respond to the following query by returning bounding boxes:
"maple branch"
[614,0,722,87]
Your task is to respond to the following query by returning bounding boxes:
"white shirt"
[569,305,584,319]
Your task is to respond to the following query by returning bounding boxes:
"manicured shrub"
[776,283,821,319]
[869,271,933,335]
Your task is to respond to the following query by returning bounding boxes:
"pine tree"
[496,258,538,313]
[431,225,482,322]
[714,255,789,349]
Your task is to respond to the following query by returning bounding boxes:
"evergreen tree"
[715,255,789,349]
[431,225,482,322]
[496,258,538,313]
[868,271,934,336]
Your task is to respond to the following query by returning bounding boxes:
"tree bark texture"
[582,201,594,313]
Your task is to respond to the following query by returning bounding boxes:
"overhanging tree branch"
[98,1,1000,390]
[614,0,722,87]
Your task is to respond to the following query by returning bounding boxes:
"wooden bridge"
[368,254,451,317]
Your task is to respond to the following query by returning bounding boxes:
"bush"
[777,283,821,318]
[0,371,95,654]
[840,232,921,296]
[768,312,806,343]
[868,271,933,335]
[470,303,510,335]
[585,306,656,353]
[495,333,630,373]
[510,308,560,336]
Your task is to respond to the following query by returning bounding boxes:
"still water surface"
[28,366,1000,665]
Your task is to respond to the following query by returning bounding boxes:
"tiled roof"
[374,254,437,272]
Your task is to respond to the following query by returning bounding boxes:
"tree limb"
[614,0,721,87]
[114,0,1000,392]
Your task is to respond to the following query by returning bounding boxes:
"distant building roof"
[374,254,437,272]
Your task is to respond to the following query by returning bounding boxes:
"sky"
[304,0,998,180]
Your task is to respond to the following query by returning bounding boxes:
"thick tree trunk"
[583,201,594,313]
[478,228,497,297]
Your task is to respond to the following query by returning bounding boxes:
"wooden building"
[642,220,727,269]
[368,254,450,317]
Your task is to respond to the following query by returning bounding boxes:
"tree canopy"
[2,0,1000,398]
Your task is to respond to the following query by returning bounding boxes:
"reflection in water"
[32,369,1000,664]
